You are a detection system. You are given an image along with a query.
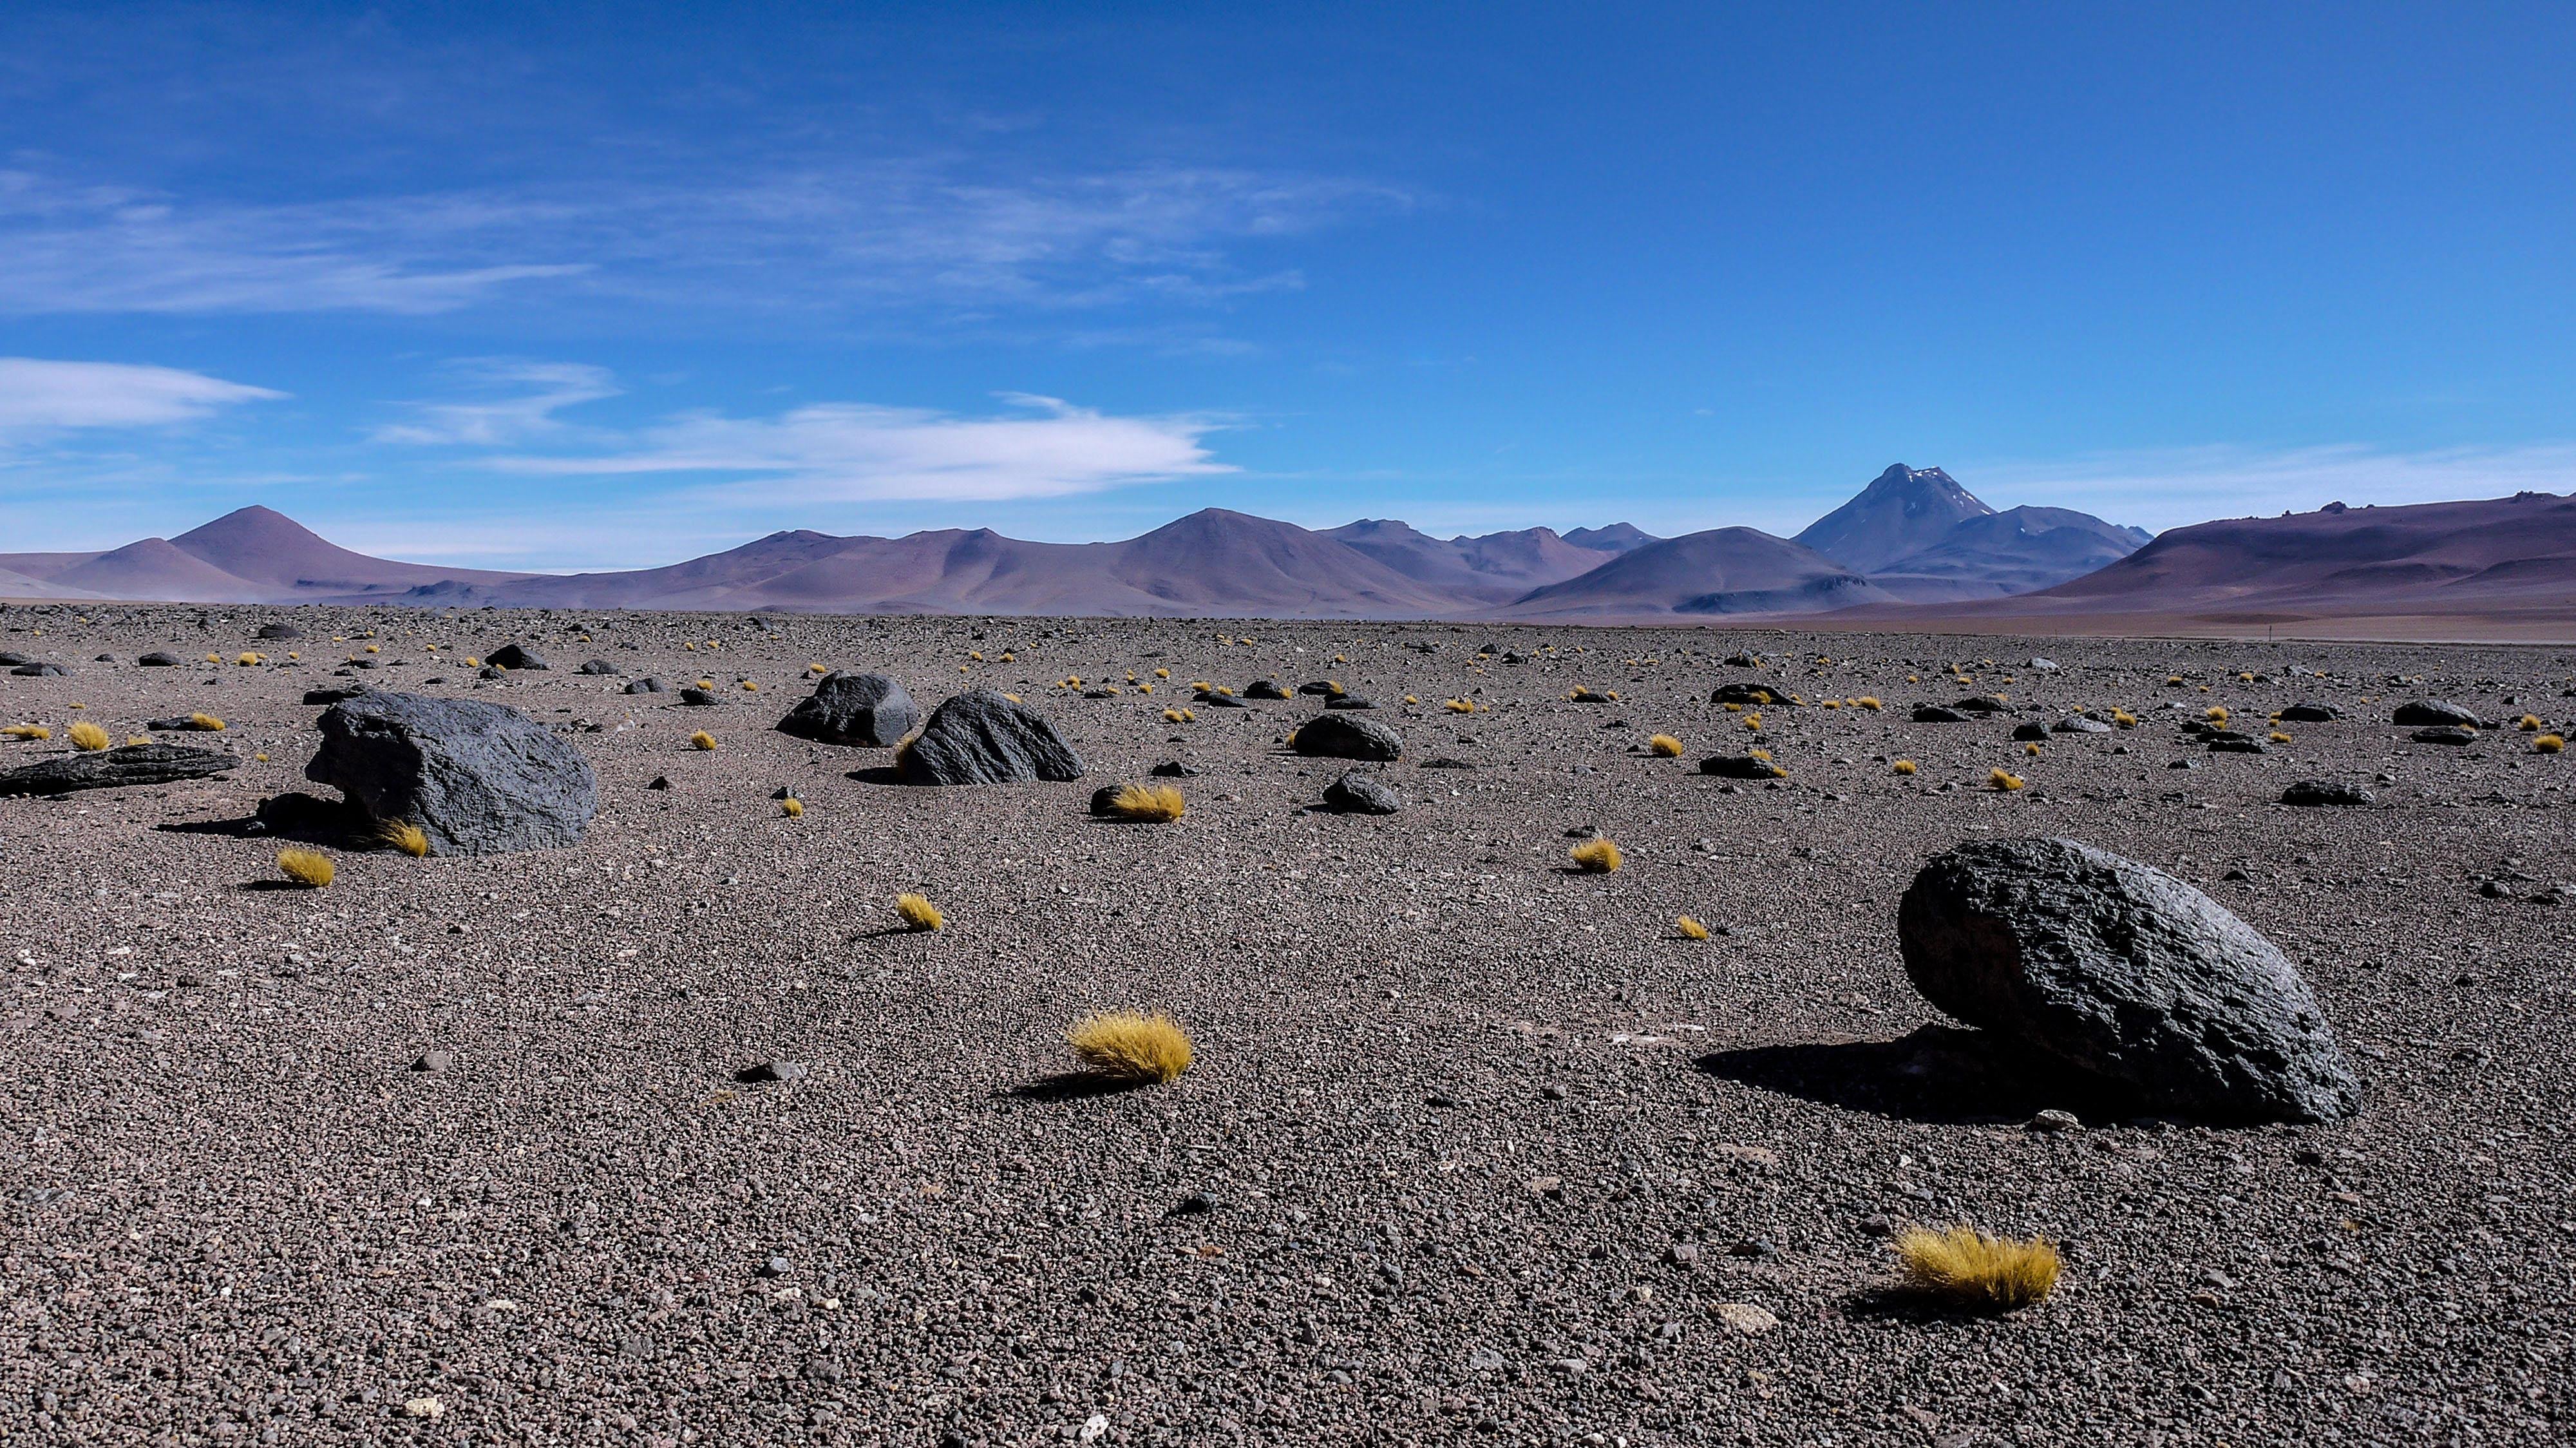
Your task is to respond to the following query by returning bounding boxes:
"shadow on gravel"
[160,792,368,846]
[843,766,906,786]
[1839,1285,2033,1326]
[1698,1024,2129,1125]
[1006,1072,1155,1103]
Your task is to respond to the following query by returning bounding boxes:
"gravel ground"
[2,605,2570,1446]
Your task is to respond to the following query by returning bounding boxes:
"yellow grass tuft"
[276,847,335,888]
[742,680,759,691]
[1743,712,1761,730]
[1403,694,1419,705]
[2536,734,2564,754]
[1569,837,1623,873]
[1893,759,1918,775]
[1746,747,1772,761]
[377,820,430,857]
[236,652,261,666]
[2112,709,2138,727]
[2205,705,2229,723]
[1444,698,1475,713]
[1675,915,1711,940]
[3,724,51,740]
[2268,731,2293,745]
[126,735,151,747]
[1154,667,1170,679]
[1066,1011,1193,1083]
[66,721,111,751]
[1104,781,1187,822]
[2023,741,2041,756]
[1855,696,1883,710]
[781,797,804,817]
[895,891,943,931]
[1647,733,1684,757]
[688,730,717,750]
[1163,707,1188,723]
[1989,768,2025,791]
[463,656,480,667]
[1894,1224,2061,1311]
[697,678,715,690]
[365,645,379,654]
[190,713,225,730]
[810,662,828,673]
[204,653,220,663]
[2519,714,2544,731]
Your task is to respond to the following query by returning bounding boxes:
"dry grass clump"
[2111,708,2138,727]
[894,891,943,931]
[2204,705,2230,724]
[65,721,111,752]
[3,723,51,740]
[2268,730,2293,744]
[1675,915,1711,940]
[1855,696,1883,710]
[125,735,151,747]
[2519,714,2544,731]
[1746,746,1772,761]
[1647,733,1684,757]
[781,797,804,817]
[1104,782,1187,822]
[2023,741,2041,756]
[1892,759,1918,775]
[235,651,262,666]
[1444,698,1475,713]
[190,713,226,731]
[376,820,431,857]
[1569,837,1623,873]
[1894,1224,2061,1311]
[688,731,717,750]
[1989,768,2025,791]
[741,680,760,692]
[1066,1011,1193,1083]
[276,847,336,888]
[2535,734,2564,754]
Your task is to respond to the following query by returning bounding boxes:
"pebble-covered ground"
[2,604,2571,1447]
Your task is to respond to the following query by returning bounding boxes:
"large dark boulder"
[1242,679,1291,700]
[0,744,236,797]
[1700,754,1785,779]
[138,651,182,667]
[12,663,68,676]
[2050,714,2112,734]
[256,623,303,641]
[1951,696,2008,715]
[576,658,622,676]
[1911,704,1969,723]
[1320,770,1404,814]
[1897,836,2363,1122]
[2278,701,2342,722]
[2282,780,2374,806]
[896,690,1084,785]
[625,676,666,694]
[306,691,597,855]
[485,643,550,671]
[2392,699,2476,727]
[1710,682,1778,706]
[1291,713,1402,762]
[776,671,921,747]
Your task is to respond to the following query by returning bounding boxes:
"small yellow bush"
[2268,731,2293,745]
[66,721,110,751]
[1675,915,1711,940]
[1066,1011,1193,1083]
[377,820,430,857]
[895,892,943,931]
[1989,768,2025,791]
[688,731,717,750]
[2024,741,2041,756]
[276,848,335,888]
[2535,734,2564,754]
[2205,705,2229,724]
[2519,714,2544,731]
[1569,837,1622,873]
[190,713,225,731]
[125,735,151,747]
[781,798,804,817]
[3,724,50,740]
[1104,782,1186,822]
[1444,698,1475,713]
[1895,1224,2061,1311]
[1647,734,1684,757]
[235,652,261,666]
[1855,696,1883,710]
[1893,759,1917,775]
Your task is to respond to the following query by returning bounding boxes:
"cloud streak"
[1964,443,2576,532]
[491,391,1232,505]
[0,356,283,441]
[0,165,1401,319]
[372,360,620,445]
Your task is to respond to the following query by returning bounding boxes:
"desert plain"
[1,604,2570,1446]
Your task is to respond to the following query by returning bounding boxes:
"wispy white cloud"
[371,359,620,445]
[1962,443,2576,532]
[0,165,1401,319]
[0,356,283,441]
[489,390,1232,504]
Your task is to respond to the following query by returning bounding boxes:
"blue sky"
[5,1,2575,569]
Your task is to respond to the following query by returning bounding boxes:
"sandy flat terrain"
[2,605,2570,1445]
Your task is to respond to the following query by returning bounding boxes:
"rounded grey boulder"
[485,643,551,671]
[1321,770,1404,814]
[897,689,1084,785]
[307,691,598,855]
[138,651,182,667]
[775,671,920,747]
[2392,698,2476,727]
[1291,713,1402,762]
[1897,836,2362,1123]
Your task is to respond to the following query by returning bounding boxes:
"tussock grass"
[895,891,943,931]
[2268,731,2293,744]
[741,680,759,691]
[781,797,804,817]
[276,847,336,888]
[2536,734,2564,754]
[1746,747,1772,761]
[377,820,430,857]
[696,678,715,689]
[1675,915,1711,940]
[1894,1224,2061,1311]
[204,653,220,663]
[1569,837,1623,873]
[1403,694,1419,705]
[2205,705,2228,724]
[1444,698,1475,713]
[1742,712,1761,730]
[2111,709,2138,727]
[236,652,261,666]
[3,724,51,740]
[2023,741,2041,756]
[688,731,717,750]
[1647,734,1684,757]
[1154,667,1170,679]
[125,735,151,747]
[1162,708,1188,723]
[2519,714,2544,731]
[809,662,828,673]
[1855,696,1883,710]
[190,713,225,730]
[1893,759,1918,775]
[1104,782,1187,822]
[1989,768,2025,791]
[66,721,110,751]
[1066,1011,1193,1083]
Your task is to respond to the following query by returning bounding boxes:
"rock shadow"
[160,792,370,847]
[842,766,907,786]
[1006,1072,1156,1103]
[1697,1024,2132,1126]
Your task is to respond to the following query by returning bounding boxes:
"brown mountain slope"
[1500,528,1892,618]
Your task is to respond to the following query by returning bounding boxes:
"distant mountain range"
[166,458,2576,633]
